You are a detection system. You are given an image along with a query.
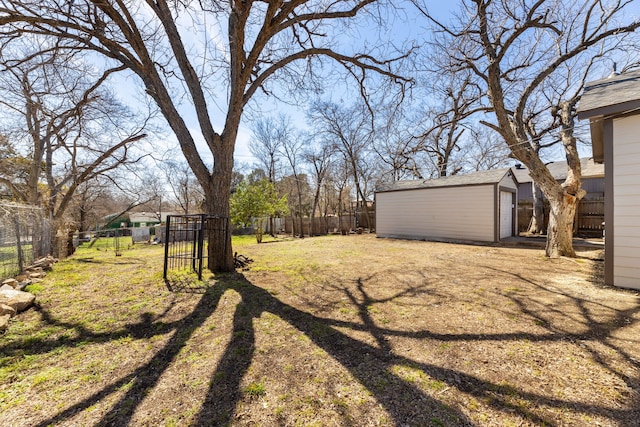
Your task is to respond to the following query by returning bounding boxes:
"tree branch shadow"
[192,272,639,425]
[30,280,228,427]
[193,276,474,426]
[19,260,639,426]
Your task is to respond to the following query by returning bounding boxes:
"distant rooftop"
[511,158,603,184]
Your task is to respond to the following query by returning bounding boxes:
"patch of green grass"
[430,417,445,426]
[232,234,282,247]
[438,342,450,351]
[426,379,447,391]
[244,381,266,397]
[31,367,66,387]
[23,283,45,294]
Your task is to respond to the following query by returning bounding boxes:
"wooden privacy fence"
[283,213,376,236]
[518,199,604,237]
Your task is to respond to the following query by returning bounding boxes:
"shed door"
[499,191,514,239]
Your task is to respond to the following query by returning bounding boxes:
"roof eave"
[577,99,640,121]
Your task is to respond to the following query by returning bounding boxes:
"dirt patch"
[1,235,638,426]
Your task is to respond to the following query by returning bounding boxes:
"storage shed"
[375,168,518,243]
[577,70,640,290]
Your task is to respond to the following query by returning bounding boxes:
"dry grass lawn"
[1,234,639,426]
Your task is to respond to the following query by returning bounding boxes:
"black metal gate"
[163,215,228,282]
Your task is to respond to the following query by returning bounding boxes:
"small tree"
[230,179,288,244]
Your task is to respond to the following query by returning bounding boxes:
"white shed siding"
[612,115,640,289]
[376,185,495,242]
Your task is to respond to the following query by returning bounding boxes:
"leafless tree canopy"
[0,40,151,255]
[0,0,411,270]
[413,0,640,257]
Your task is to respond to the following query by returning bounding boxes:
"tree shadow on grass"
[24,273,471,427]
[22,266,640,426]
[28,280,229,427]
[193,273,640,425]
[192,276,474,426]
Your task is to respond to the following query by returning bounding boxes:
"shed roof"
[376,168,515,193]
[511,157,603,184]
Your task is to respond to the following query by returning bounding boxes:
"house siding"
[376,185,496,242]
[612,115,640,289]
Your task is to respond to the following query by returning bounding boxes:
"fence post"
[163,215,171,280]
[14,216,24,273]
[196,214,205,280]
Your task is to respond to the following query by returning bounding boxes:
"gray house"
[375,168,518,243]
[512,158,605,235]
[512,158,604,203]
[577,70,640,290]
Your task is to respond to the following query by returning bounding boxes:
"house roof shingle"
[577,70,640,119]
[511,157,603,184]
[577,70,640,163]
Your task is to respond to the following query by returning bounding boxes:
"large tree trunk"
[543,101,586,258]
[545,193,578,257]
[204,137,235,273]
[527,182,545,234]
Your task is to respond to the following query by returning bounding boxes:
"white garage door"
[500,191,513,239]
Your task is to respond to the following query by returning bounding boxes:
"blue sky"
[230,1,456,165]
[110,1,640,171]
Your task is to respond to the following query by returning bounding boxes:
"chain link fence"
[0,202,51,280]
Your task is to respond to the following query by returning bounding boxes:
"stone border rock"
[0,255,57,332]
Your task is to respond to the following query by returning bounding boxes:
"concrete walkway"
[500,235,604,249]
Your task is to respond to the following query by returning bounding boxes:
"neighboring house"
[512,158,604,203]
[99,213,131,230]
[129,212,161,228]
[375,168,518,244]
[98,211,178,230]
[577,69,640,290]
[512,158,605,235]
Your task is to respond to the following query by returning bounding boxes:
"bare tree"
[325,157,352,234]
[0,46,148,254]
[249,115,289,184]
[249,114,289,235]
[309,100,375,229]
[0,1,410,271]
[416,0,640,257]
[280,128,307,237]
[71,181,113,236]
[460,126,511,172]
[304,137,335,235]
[159,156,204,215]
[415,71,485,177]
[371,102,423,182]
